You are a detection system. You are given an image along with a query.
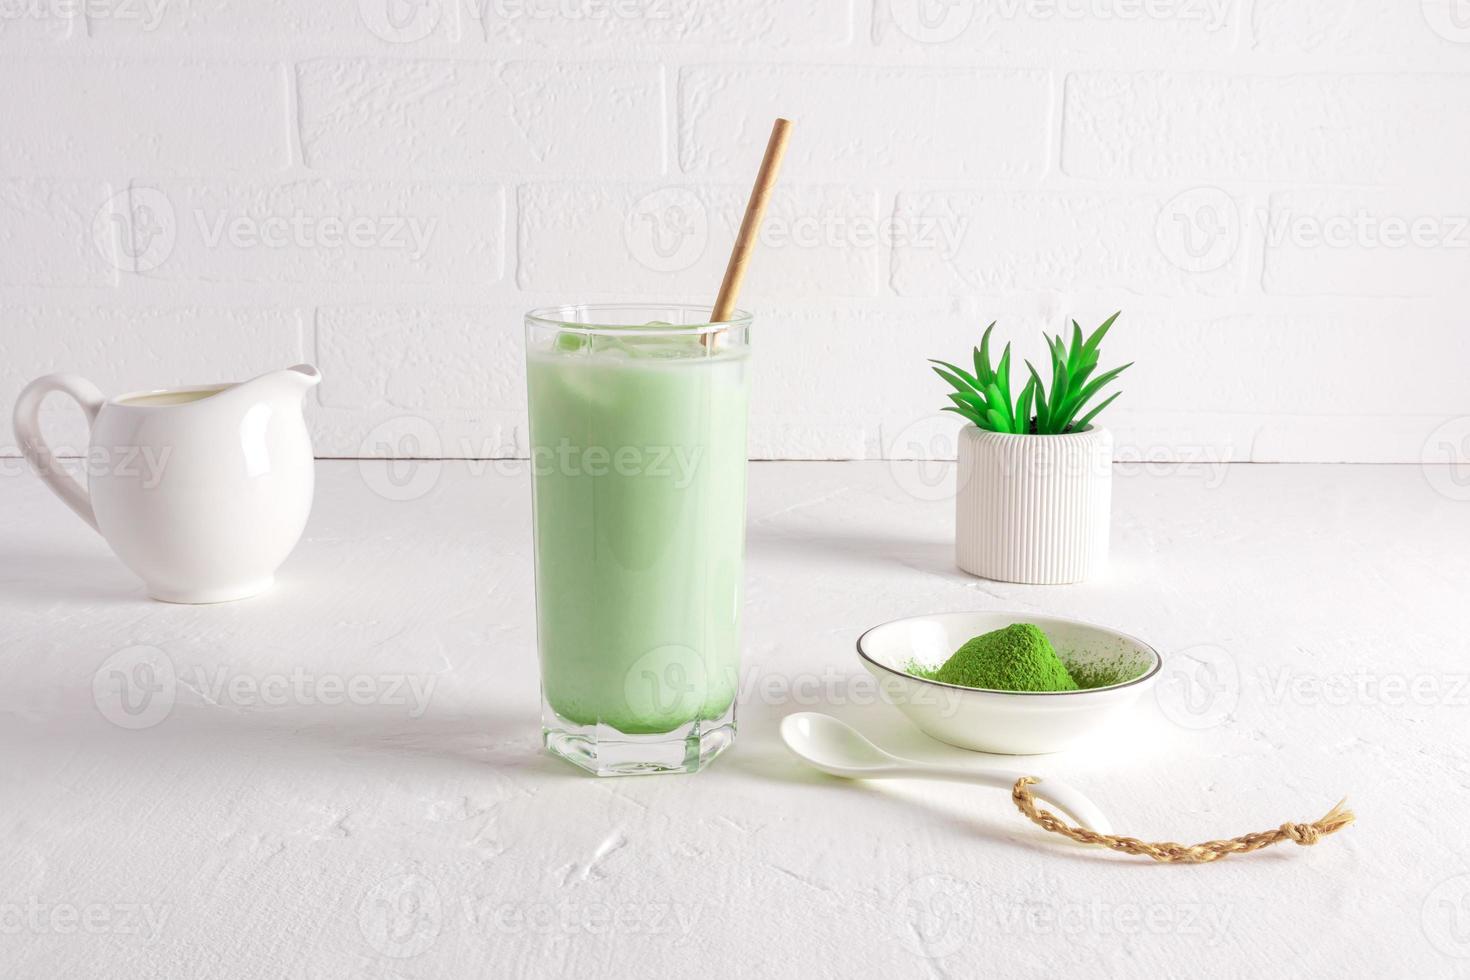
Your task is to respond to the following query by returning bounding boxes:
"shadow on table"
[122,701,571,785]
[746,524,972,583]
[0,547,146,604]
[725,704,1163,868]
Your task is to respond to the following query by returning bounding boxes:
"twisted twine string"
[1011,777,1355,864]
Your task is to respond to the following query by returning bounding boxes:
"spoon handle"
[879,763,1113,835]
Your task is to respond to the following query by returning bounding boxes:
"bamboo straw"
[707,117,792,340]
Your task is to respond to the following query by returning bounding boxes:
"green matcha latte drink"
[526,305,752,775]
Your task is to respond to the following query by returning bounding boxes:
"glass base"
[542,698,736,776]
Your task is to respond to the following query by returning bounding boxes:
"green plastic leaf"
[1027,361,1050,433]
[931,364,980,397]
[929,359,981,392]
[1072,390,1121,432]
[1082,311,1121,361]
[1015,376,1036,434]
[974,322,998,386]
[1053,362,1132,430]
[1067,321,1085,375]
[983,381,1007,424]
[1052,357,1071,421]
[1046,334,1064,370]
[1075,361,1133,405]
[948,391,989,414]
[995,343,1013,409]
[1069,326,1101,390]
[985,407,1010,433]
[941,405,988,428]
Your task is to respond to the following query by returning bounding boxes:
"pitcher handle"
[13,373,105,531]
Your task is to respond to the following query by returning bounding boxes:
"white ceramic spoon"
[780,712,1113,834]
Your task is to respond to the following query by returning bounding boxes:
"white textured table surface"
[2,460,1467,978]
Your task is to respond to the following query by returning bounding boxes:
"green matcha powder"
[906,623,1140,693]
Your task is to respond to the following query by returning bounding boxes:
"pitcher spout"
[282,363,322,393]
[233,363,322,405]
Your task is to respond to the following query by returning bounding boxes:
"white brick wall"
[298,60,665,175]
[679,67,1052,179]
[517,182,882,296]
[1,1,1466,464]
[890,190,1251,296]
[127,180,505,284]
[0,59,288,175]
[1,181,118,286]
[1062,72,1470,183]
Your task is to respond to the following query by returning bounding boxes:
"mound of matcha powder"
[932,623,1078,693]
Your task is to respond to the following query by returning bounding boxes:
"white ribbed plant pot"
[955,425,1113,585]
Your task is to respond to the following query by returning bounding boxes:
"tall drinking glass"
[525,304,751,775]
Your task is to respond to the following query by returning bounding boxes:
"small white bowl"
[857,611,1161,755]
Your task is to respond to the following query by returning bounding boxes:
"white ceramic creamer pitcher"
[13,364,322,603]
